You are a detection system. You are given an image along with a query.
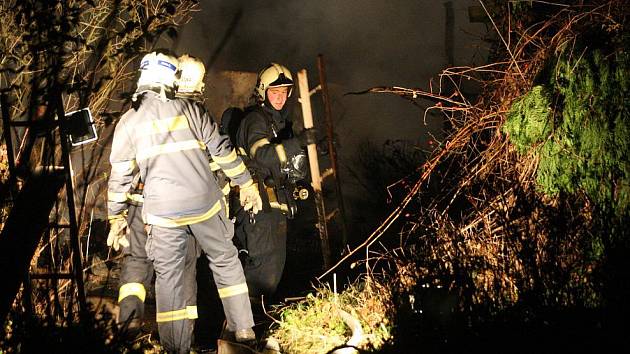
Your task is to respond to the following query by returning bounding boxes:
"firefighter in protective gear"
[233,63,316,304]
[108,50,260,353]
[112,52,202,339]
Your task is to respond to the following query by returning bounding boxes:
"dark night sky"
[169,0,489,211]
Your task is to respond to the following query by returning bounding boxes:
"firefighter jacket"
[235,104,302,214]
[236,105,302,183]
[108,91,253,227]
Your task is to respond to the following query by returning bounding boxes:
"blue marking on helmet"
[157,59,177,72]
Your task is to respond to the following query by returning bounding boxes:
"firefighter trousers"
[147,211,253,353]
[118,204,199,329]
[234,207,287,300]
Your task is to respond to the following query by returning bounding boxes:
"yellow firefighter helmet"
[255,63,293,101]
[177,54,206,95]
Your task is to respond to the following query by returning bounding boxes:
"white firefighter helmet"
[137,51,179,89]
[177,54,206,94]
[255,63,293,101]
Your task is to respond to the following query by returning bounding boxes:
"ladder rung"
[48,223,71,228]
[325,208,339,221]
[30,273,74,280]
[321,168,334,180]
[309,84,322,96]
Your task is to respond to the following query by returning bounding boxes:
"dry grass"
[270,278,394,354]
[322,0,627,316]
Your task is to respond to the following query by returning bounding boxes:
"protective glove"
[107,216,129,251]
[239,182,263,215]
[296,128,317,148]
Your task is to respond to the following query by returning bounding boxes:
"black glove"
[297,128,317,147]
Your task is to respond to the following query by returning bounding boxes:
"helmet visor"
[268,73,293,88]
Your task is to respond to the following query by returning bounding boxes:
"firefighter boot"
[235,328,256,343]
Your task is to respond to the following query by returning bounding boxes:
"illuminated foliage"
[505,39,630,215]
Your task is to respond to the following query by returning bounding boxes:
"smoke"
[173,0,488,209]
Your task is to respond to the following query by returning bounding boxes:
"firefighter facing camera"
[256,64,312,208]
[230,62,317,307]
[108,50,261,352]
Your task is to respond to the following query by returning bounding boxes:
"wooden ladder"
[296,55,349,269]
[0,91,87,328]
